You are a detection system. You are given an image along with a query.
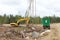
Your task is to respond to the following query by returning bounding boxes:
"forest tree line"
[0,14,60,24]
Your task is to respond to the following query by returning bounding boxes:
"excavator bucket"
[10,23,18,27]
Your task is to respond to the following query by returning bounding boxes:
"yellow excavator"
[10,18,30,27]
[10,0,35,27]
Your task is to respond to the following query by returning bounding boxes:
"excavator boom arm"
[17,18,30,25]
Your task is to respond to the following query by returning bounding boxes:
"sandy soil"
[0,23,60,40]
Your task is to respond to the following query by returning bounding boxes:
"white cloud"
[0,0,60,17]
[0,0,29,16]
[36,0,60,17]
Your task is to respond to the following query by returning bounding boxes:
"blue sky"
[0,0,60,17]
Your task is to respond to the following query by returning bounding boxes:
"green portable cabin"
[42,17,50,29]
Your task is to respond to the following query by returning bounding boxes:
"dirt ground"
[0,23,60,40]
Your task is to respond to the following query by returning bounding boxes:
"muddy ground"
[0,23,60,40]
